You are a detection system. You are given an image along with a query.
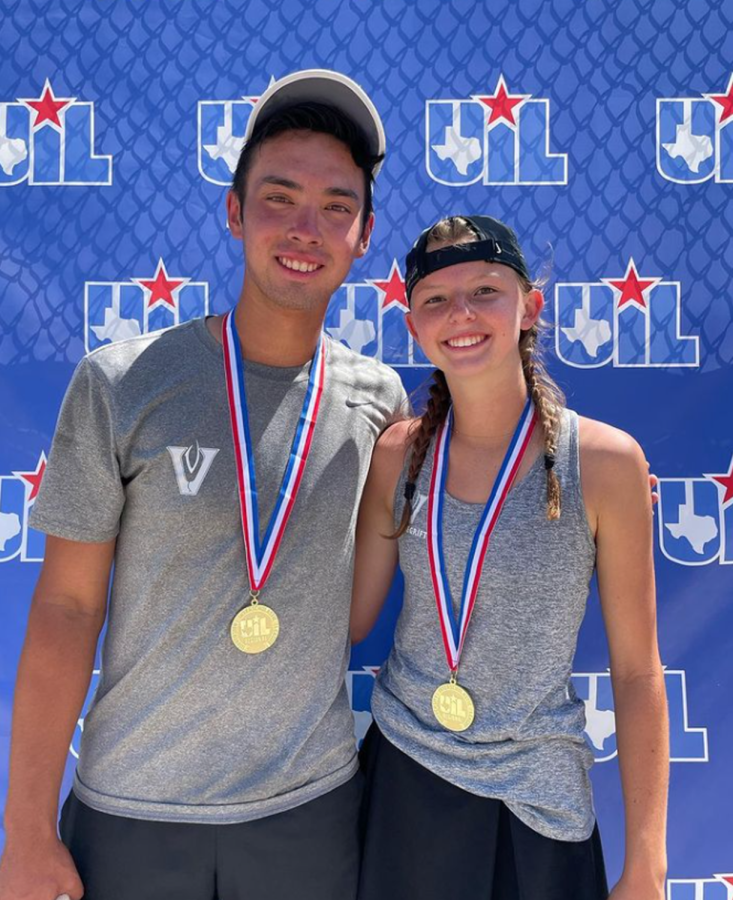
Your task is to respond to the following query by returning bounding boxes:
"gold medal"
[432,677,475,732]
[230,596,280,654]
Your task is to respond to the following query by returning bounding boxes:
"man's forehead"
[249,132,365,195]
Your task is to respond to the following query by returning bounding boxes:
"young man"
[0,71,405,900]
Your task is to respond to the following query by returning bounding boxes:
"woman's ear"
[520,289,544,330]
[405,311,419,343]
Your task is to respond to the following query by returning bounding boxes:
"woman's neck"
[445,368,529,449]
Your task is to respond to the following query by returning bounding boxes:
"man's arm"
[0,535,115,900]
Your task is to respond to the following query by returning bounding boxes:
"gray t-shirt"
[370,409,598,841]
[31,317,406,824]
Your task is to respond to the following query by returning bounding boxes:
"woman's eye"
[425,295,445,305]
[475,286,496,296]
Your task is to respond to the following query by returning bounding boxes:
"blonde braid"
[519,324,564,520]
[391,370,451,539]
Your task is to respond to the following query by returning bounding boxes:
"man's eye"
[267,195,292,203]
[425,295,446,305]
[326,204,352,213]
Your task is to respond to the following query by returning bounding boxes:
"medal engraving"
[231,604,280,654]
[432,682,475,732]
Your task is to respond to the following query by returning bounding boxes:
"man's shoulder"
[325,337,405,399]
[84,319,207,387]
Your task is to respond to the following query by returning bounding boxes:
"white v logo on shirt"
[167,443,220,496]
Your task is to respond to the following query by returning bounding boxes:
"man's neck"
[207,290,326,367]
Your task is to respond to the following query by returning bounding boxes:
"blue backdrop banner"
[0,0,731,893]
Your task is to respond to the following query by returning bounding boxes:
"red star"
[705,455,733,508]
[13,452,47,503]
[134,260,187,310]
[20,80,74,130]
[602,259,660,310]
[369,260,408,312]
[705,74,733,124]
[472,75,530,127]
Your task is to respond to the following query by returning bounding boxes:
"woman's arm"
[580,418,669,900]
[350,420,412,645]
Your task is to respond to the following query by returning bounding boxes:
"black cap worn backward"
[404,215,531,303]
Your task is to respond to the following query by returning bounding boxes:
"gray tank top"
[370,408,598,841]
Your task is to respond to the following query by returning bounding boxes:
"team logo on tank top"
[406,490,428,539]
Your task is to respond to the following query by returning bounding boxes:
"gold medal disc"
[432,681,475,732]
[231,603,280,654]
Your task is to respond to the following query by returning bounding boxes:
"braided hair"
[392,216,563,539]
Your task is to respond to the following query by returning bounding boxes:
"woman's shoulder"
[376,417,417,453]
[577,414,649,496]
[367,418,419,496]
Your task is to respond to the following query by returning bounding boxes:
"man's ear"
[520,288,544,331]
[356,211,375,258]
[227,191,244,240]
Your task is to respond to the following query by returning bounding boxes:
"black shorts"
[59,774,362,900]
[358,725,609,900]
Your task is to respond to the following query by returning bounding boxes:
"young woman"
[351,216,668,900]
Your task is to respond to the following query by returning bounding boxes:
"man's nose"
[287,206,322,245]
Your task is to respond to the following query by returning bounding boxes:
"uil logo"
[657,74,733,184]
[572,669,707,763]
[0,453,47,563]
[555,259,699,368]
[426,74,567,186]
[658,454,733,565]
[0,80,112,186]
[85,259,210,352]
[324,260,430,367]
[197,79,275,184]
[667,875,733,900]
[346,666,380,747]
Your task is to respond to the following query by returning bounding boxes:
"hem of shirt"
[71,756,359,825]
[374,715,596,843]
[27,516,120,543]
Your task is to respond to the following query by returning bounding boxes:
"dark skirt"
[358,724,609,900]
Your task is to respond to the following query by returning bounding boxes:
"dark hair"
[231,101,382,226]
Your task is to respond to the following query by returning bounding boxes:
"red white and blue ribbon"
[222,310,326,591]
[426,398,537,673]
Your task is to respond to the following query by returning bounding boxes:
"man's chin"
[267,286,332,313]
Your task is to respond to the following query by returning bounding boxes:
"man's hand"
[647,461,659,506]
[0,835,83,900]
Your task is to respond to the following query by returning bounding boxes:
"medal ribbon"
[426,398,537,673]
[222,310,326,591]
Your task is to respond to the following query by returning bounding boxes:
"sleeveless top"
[370,408,598,841]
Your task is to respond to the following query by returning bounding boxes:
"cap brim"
[243,69,386,175]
